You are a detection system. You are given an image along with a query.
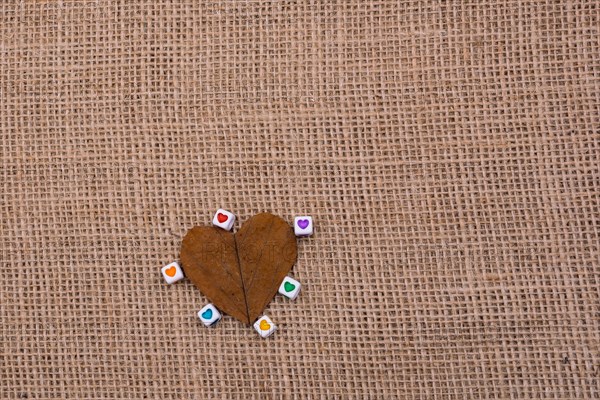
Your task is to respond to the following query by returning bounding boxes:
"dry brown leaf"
[180,213,297,325]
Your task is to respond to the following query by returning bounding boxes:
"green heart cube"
[278,276,301,300]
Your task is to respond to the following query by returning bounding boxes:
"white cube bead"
[212,208,235,231]
[161,261,184,284]
[253,315,277,338]
[198,304,222,327]
[294,216,313,237]
[278,276,301,300]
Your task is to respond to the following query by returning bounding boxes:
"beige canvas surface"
[1,1,599,399]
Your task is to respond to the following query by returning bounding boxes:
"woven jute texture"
[1,1,599,399]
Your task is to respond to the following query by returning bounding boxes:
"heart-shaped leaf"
[180,213,297,325]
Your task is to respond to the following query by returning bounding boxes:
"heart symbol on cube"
[259,320,271,331]
[297,219,309,229]
[217,213,228,223]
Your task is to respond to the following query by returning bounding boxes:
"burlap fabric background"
[1,1,598,399]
